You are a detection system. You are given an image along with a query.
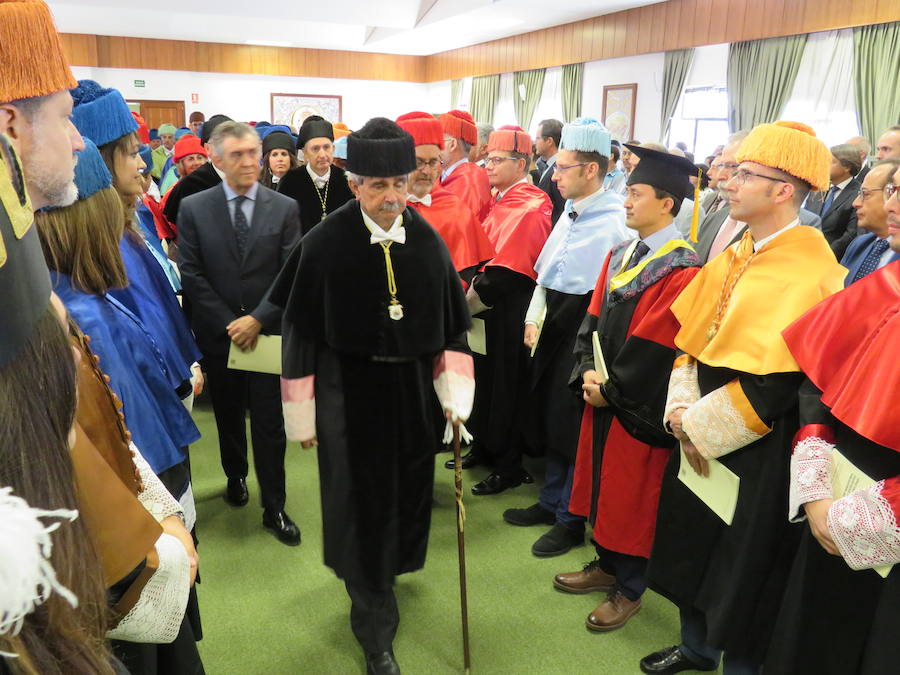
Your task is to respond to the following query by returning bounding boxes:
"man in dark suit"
[815,143,861,259]
[178,121,302,546]
[534,118,566,223]
[841,159,900,285]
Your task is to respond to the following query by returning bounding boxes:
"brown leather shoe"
[585,591,641,632]
[553,558,616,594]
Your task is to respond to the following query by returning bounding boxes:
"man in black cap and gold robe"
[270,117,473,675]
[277,115,354,235]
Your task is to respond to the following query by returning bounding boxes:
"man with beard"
[270,117,472,675]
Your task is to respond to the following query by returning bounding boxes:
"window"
[668,85,729,162]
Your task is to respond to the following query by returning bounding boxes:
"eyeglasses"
[485,156,519,166]
[731,168,787,186]
[553,162,588,174]
[714,162,740,172]
[415,158,440,169]
[856,187,884,201]
[885,183,899,200]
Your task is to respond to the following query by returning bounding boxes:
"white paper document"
[678,443,741,525]
[227,335,282,375]
[592,331,609,383]
[468,317,486,356]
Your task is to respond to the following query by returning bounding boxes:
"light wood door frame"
[127,99,185,131]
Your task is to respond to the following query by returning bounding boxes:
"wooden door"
[128,100,185,131]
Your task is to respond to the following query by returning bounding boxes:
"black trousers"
[344,580,399,654]
[204,357,286,512]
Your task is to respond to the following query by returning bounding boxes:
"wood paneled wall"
[59,34,425,83]
[426,0,900,81]
[60,0,900,84]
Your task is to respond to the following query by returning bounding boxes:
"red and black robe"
[766,261,900,674]
[569,238,700,558]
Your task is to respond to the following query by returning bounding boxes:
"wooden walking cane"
[451,422,472,673]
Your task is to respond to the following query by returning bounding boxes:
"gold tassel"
[690,167,701,243]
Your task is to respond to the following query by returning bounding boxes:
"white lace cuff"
[132,444,183,523]
[664,356,700,427]
[281,375,316,442]
[682,379,771,460]
[788,436,834,522]
[828,482,900,570]
[106,532,190,643]
[433,350,475,444]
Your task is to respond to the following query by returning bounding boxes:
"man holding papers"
[765,166,900,675]
[553,144,700,631]
[642,122,845,675]
[178,121,301,545]
[503,118,629,558]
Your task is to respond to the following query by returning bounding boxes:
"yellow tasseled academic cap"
[0,0,76,102]
[735,120,831,192]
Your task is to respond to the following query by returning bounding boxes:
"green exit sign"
[134,79,145,88]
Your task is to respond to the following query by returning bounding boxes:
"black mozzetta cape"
[270,199,470,358]
[276,164,354,236]
[162,161,222,230]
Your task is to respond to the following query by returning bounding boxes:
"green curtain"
[561,63,584,122]
[853,21,900,145]
[450,79,462,109]
[660,49,694,142]
[727,35,807,132]
[513,68,546,132]
[470,74,501,125]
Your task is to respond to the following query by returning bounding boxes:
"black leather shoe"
[262,510,301,546]
[639,646,717,674]
[366,651,400,675]
[444,449,482,470]
[225,477,249,507]
[471,469,532,496]
[503,502,556,526]
[531,522,584,557]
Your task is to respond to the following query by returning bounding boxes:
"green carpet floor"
[188,398,717,674]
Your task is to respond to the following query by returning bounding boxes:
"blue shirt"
[636,222,683,264]
[223,180,258,228]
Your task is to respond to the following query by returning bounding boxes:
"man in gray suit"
[178,121,302,545]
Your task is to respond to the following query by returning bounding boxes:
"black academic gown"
[467,267,536,470]
[276,164,354,236]
[765,380,900,675]
[162,162,221,231]
[522,289,591,460]
[648,366,805,664]
[270,201,470,588]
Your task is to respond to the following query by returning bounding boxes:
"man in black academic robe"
[270,118,472,675]
[276,115,354,235]
[641,121,846,675]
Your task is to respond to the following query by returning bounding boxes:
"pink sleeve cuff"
[281,376,316,441]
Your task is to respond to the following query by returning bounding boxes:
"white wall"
[685,43,728,88]
[71,66,433,130]
[583,52,665,143]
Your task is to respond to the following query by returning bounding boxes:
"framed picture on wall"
[601,84,637,142]
[271,93,342,131]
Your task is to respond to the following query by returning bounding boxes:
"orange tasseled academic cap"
[0,0,76,102]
